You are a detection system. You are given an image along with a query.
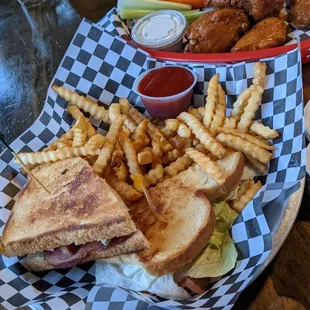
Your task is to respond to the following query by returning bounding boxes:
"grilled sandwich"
[0,157,149,271]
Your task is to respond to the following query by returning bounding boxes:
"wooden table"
[1,1,309,309]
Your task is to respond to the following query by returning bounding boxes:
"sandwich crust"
[1,158,136,257]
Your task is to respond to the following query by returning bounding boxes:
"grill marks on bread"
[1,158,137,256]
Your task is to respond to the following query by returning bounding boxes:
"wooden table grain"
[1,1,310,309]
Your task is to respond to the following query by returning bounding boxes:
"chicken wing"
[184,8,250,54]
[231,17,287,52]
[230,0,284,21]
[288,0,310,28]
[204,0,231,7]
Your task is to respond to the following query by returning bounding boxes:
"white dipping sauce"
[132,10,187,51]
[140,16,180,40]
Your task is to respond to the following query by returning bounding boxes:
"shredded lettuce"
[177,202,238,279]
[180,232,237,278]
[213,201,238,233]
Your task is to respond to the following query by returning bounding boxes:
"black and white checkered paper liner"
[287,28,310,43]
[0,18,305,310]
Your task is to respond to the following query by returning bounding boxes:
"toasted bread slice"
[24,230,149,271]
[131,192,215,276]
[175,151,245,201]
[1,158,136,257]
[129,152,244,276]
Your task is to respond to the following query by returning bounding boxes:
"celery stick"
[118,0,192,11]
[181,9,200,15]
[119,8,198,20]
[120,9,155,19]
[182,11,207,23]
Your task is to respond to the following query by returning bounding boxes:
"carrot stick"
[163,0,205,9]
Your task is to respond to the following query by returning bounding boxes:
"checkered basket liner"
[0,17,305,310]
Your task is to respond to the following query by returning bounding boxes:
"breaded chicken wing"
[231,17,287,52]
[204,0,231,7]
[184,8,250,53]
[230,0,284,20]
[289,0,310,28]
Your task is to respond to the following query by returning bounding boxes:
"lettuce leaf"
[180,232,238,278]
[212,201,238,233]
[177,202,238,279]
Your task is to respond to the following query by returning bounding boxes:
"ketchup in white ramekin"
[134,66,197,119]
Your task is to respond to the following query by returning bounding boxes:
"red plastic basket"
[127,38,310,64]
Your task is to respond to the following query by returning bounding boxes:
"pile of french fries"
[15,62,279,213]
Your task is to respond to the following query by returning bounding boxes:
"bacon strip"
[44,233,134,268]
[178,276,210,294]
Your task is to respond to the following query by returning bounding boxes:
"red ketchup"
[136,66,196,119]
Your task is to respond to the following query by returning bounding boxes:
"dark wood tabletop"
[0,1,309,309]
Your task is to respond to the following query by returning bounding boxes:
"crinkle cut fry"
[203,73,219,128]
[67,105,84,120]
[177,122,192,138]
[165,119,179,132]
[210,83,226,133]
[85,134,106,152]
[151,135,163,166]
[113,162,128,182]
[109,103,137,133]
[216,133,272,164]
[132,119,150,151]
[138,147,153,165]
[144,164,164,188]
[232,181,263,213]
[119,98,131,115]
[109,103,122,123]
[68,105,96,138]
[119,131,145,192]
[223,117,237,129]
[217,127,274,151]
[93,118,124,175]
[185,148,225,184]
[159,126,175,140]
[231,86,254,122]
[119,131,141,177]
[72,116,88,147]
[15,147,100,165]
[111,143,124,168]
[250,121,279,139]
[52,85,109,123]
[237,86,264,133]
[164,154,193,176]
[128,106,173,153]
[245,155,268,174]
[162,149,183,165]
[253,62,267,88]
[44,129,74,151]
[177,112,226,159]
[109,178,142,202]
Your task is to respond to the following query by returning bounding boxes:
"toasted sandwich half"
[0,157,149,271]
[129,152,244,276]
